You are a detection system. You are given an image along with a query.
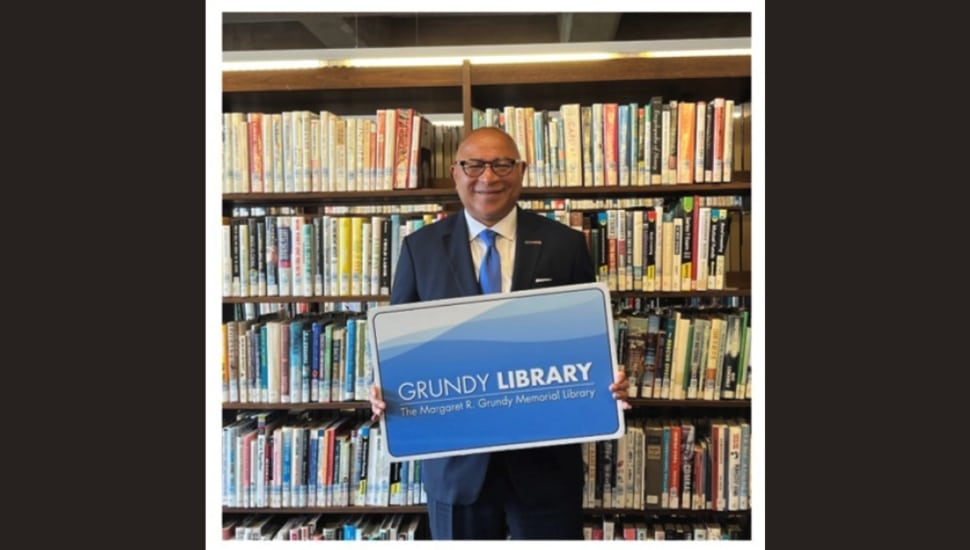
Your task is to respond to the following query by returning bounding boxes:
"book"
[719,313,743,399]
[393,108,414,189]
[711,98,725,182]
[714,208,729,290]
[687,317,710,399]
[676,101,695,183]
[560,103,583,186]
[643,209,656,291]
[694,100,707,183]
[680,419,696,509]
[660,210,674,291]
[667,418,682,508]
[736,311,751,399]
[679,197,694,291]
[726,418,742,511]
[407,114,433,189]
[624,316,648,398]
[739,419,751,509]
[722,99,735,182]
[648,96,663,184]
[706,208,720,290]
[643,418,663,509]
[703,315,725,401]
[618,104,630,186]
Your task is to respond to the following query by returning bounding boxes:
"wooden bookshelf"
[221,49,753,538]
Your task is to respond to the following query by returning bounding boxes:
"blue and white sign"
[367,282,625,461]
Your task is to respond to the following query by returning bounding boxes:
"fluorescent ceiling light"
[223,38,750,71]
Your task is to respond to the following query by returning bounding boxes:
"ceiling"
[223,12,751,51]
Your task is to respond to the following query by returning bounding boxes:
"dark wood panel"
[469,57,750,85]
[223,87,463,116]
[224,66,463,92]
[472,77,751,113]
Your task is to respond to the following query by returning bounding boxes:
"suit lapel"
[443,212,481,296]
[512,208,542,291]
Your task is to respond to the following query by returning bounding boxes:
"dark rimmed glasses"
[455,158,522,178]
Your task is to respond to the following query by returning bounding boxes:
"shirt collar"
[465,207,517,243]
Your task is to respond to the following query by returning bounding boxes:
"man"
[369,127,630,539]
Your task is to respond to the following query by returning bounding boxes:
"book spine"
[343,319,356,401]
[237,220,249,297]
[681,422,695,509]
[312,216,324,296]
[739,421,751,509]
[715,208,728,290]
[248,113,264,193]
[694,100,707,183]
[712,98,725,182]
[680,197,694,291]
[628,102,639,187]
[677,101,695,184]
[722,100,735,182]
[618,104,630,186]
[603,103,619,186]
[649,97,663,184]
[727,421,741,511]
[290,216,303,297]
[660,423,670,508]
[316,323,331,402]
[302,218,314,297]
[394,109,413,189]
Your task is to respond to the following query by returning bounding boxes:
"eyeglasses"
[455,159,522,177]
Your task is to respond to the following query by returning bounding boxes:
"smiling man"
[369,126,630,540]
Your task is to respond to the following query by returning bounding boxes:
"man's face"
[451,130,525,226]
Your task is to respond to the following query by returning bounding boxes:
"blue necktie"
[479,229,502,294]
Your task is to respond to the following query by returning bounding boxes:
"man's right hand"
[369,383,386,422]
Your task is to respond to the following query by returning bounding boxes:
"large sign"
[367,282,625,461]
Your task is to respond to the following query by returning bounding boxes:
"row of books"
[222,197,745,299]
[575,198,738,293]
[223,411,427,509]
[517,194,745,212]
[225,512,744,541]
[223,212,443,299]
[222,108,436,195]
[221,97,753,196]
[470,98,752,188]
[583,516,747,540]
[615,308,752,401]
[228,301,378,322]
[224,512,424,541]
[582,416,751,512]
[222,410,751,514]
[223,313,373,404]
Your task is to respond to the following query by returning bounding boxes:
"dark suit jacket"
[390,206,596,505]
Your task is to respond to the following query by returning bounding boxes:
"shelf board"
[222,296,388,304]
[223,399,749,411]
[223,506,426,515]
[222,180,751,206]
[471,56,751,85]
[223,505,750,516]
[224,66,464,93]
[224,401,372,410]
[222,289,748,304]
[587,508,751,516]
[626,398,750,408]
[223,56,750,93]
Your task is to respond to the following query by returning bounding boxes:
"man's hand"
[610,369,632,410]
[369,383,386,421]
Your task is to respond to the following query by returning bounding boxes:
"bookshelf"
[222,52,752,541]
